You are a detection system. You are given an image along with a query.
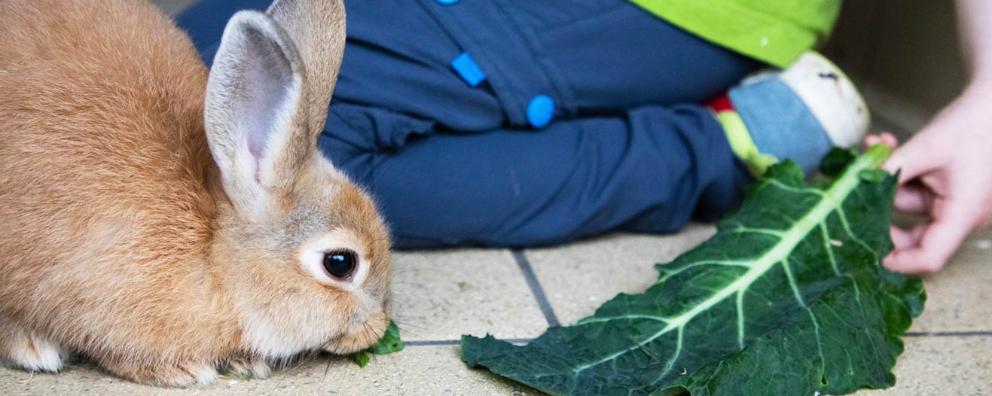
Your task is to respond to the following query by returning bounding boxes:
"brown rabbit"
[0,0,392,387]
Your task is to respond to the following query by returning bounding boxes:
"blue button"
[451,52,485,87]
[435,0,458,4]
[526,95,555,128]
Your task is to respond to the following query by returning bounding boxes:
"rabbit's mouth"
[321,311,389,354]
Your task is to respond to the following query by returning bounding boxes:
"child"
[176,0,867,249]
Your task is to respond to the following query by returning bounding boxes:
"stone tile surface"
[862,335,992,395]
[0,346,535,396]
[391,249,548,341]
[526,225,715,325]
[4,336,982,395]
[910,226,992,332]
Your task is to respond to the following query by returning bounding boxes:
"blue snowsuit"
[176,0,759,248]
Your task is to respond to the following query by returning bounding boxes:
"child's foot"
[709,52,869,175]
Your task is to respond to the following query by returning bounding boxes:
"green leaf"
[819,147,857,178]
[369,321,405,355]
[858,169,886,184]
[352,321,404,367]
[461,145,926,395]
[353,351,371,368]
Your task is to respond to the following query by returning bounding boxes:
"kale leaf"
[353,321,404,368]
[461,146,926,395]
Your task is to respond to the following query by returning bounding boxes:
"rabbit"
[0,0,392,387]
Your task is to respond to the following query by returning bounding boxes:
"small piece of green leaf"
[351,321,404,367]
[353,351,370,368]
[369,321,404,355]
[461,145,925,395]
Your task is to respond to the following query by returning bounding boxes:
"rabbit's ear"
[204,5,344,219]
[266,0,347,134]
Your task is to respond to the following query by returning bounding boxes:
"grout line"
[511,250,561,327]
[904,331,992,337]
[405,340,460,346]
[405,338,533,347]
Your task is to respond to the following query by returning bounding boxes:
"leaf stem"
[863,144,893,170]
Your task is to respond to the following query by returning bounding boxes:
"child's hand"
[865,87,992,274]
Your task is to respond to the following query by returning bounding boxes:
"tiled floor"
[2,225,989,395]
[2,1,986,394]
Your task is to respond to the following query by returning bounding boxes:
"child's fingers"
[890,224,926,250]
[883,135,943,183]
[884,197,974,273]
[889,227,913,250]
[863,135,882,149]
[878,132,899,147]
[893,184,933,214]
[874,132,899,148]
[862,133,899,150]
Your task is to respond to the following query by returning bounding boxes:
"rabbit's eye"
[323,250,357,279]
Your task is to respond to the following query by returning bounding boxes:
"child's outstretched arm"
[869,0,992,273]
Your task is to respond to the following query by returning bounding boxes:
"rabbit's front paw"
[221,356,271,380]
[103,359,219,387]
[0,322,66,373]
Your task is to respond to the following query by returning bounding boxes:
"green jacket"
[631,0,841,68]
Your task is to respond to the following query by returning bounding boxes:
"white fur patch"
[191,365,220,385]
[9,335,64,373]
[239,307,339,359]
[168,364,219,387]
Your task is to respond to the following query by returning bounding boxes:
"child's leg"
[320,102,748,249]
[322,49,871,249]
[178,0,865,249]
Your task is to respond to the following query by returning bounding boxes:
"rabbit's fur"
[0,0,392,386]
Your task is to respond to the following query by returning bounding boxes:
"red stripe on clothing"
[706,95,734,113]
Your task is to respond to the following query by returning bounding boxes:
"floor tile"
[391,249,548,341]
[525,225,716,325]
[910,226,992,332]
[859,335,992,395]
[0,346,537,396]
[5,336,981,395]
